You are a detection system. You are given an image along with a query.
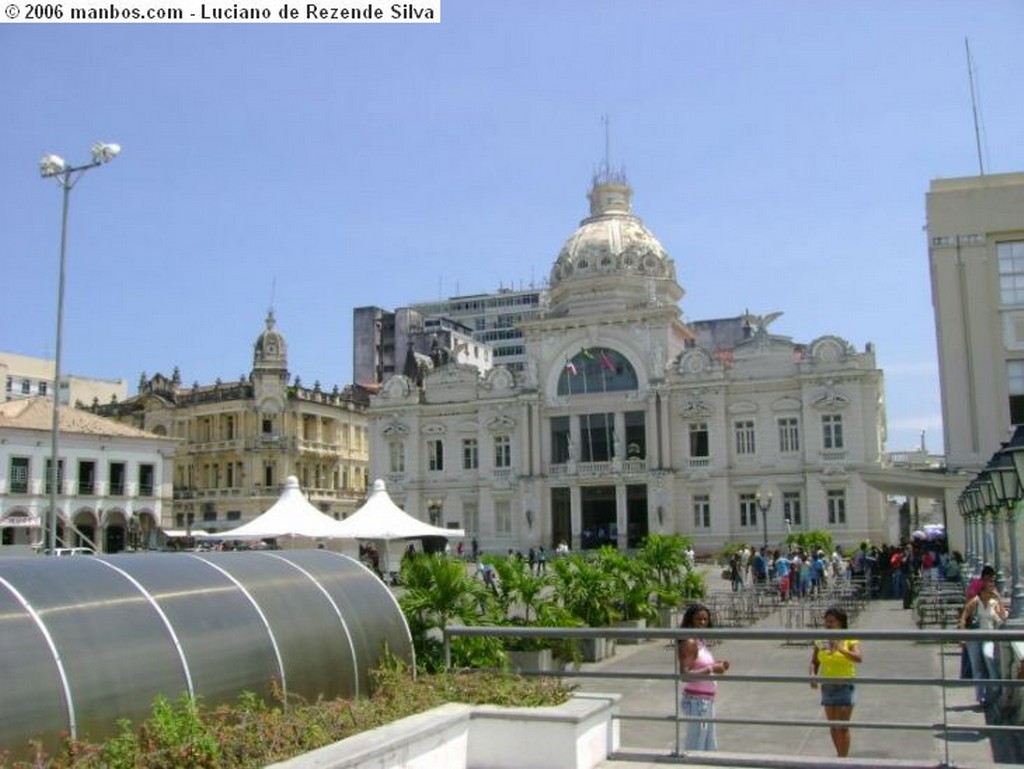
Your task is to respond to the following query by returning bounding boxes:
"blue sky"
[2,2,1023,453]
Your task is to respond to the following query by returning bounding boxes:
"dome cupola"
[253,310,288,373]
[548,172,683,315]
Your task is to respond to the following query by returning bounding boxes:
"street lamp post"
[956,496,973,574]
[756,491,773,552]
[426,498,443,527]
[997,425,1024,620]
[39,143,120,555]
[967,482,989,571]
[977,471,1006,595]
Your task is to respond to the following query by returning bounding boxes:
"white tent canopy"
[332,479,465,541]
[196,475,346,540]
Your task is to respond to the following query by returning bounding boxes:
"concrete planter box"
[657,607,682,629]
[507,648,561,673]
[579,636,616,662]
[615,618,647,644]
[266,693,620,769]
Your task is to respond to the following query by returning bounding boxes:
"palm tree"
[491,554,549,623]
[550,553,619,628]
[597,547,657,623]
[399,553,488,669]
[638,533,694,607]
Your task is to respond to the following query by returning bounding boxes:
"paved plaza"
[570,593,1002,769]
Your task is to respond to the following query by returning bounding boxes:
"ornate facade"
[97,313,371,532]
[368,173,889,552]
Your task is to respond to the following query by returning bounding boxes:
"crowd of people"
[723,538,966,604]
[726,543,844,598]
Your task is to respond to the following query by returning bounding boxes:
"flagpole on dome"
[579,351,595,462]
[564,356,575,462]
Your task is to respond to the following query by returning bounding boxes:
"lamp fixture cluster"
[957,425,1024,620]
[39,142,121,178]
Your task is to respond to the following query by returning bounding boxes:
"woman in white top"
[959,565,1008,706]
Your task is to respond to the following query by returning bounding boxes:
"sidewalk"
[572,595,998,768]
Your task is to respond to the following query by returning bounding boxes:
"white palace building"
[367,172,889,553]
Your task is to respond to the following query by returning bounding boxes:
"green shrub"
[6,663,571,769]
[785,530,834,555]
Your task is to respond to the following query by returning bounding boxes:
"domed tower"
[547,171,684,317]
[252,310,289,410]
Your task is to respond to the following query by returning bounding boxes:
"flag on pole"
[598,352,616,372]
[580,348,595,360]
[565,360,578,375]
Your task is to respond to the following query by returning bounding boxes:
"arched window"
[557,347,638,395]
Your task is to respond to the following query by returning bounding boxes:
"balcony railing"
[622,459,646,474]
[297,438,340,453]
[820,448,848,462]
[688,456,710,469]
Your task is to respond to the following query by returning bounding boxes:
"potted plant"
[639,534,704,627]
[482,554,572,671]
[598,547,656,644]
[503,603,580,672]
[398,552,504,672]
[551,553,620,661]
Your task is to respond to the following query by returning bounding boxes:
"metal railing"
[443,622,1024,765]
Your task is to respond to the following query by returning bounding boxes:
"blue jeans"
[965,640,1000,703]
[681,694,717,752]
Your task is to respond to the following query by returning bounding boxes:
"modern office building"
[0,397,175,553]
[95,312,371,532]
[1,351,127,407]
[927,172,1024,471]
[409,288,542,373]
[353,306,495,387]
[367,172,890,553]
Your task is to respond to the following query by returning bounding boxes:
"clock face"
[267,343,277,355]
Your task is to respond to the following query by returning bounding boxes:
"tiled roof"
[0,397,170,440]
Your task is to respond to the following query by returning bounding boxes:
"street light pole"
[995,426,1024,620]
[756,491,773,552]
[40,143,120,555]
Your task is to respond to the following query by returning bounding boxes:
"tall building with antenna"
[927,172,1024,473]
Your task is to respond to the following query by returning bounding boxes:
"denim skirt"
[821,682,855,707]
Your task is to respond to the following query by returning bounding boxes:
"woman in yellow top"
[809,606,863,757]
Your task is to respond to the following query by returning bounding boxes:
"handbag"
[966,602,980,630]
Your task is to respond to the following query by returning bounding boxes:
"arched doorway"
[102,511,127,554]
[72,510,99,550]
[135,512,158,550]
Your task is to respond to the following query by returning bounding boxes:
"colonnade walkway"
[574,595,1002,768]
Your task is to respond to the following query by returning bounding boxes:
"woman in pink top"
[677,603,730,752]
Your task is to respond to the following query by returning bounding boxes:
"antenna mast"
[965,37,985,176]
[603,114,610,175]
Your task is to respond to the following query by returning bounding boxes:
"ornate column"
[616,483,628,550]
[1006,502,1024,621]
[570,485,582,551]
